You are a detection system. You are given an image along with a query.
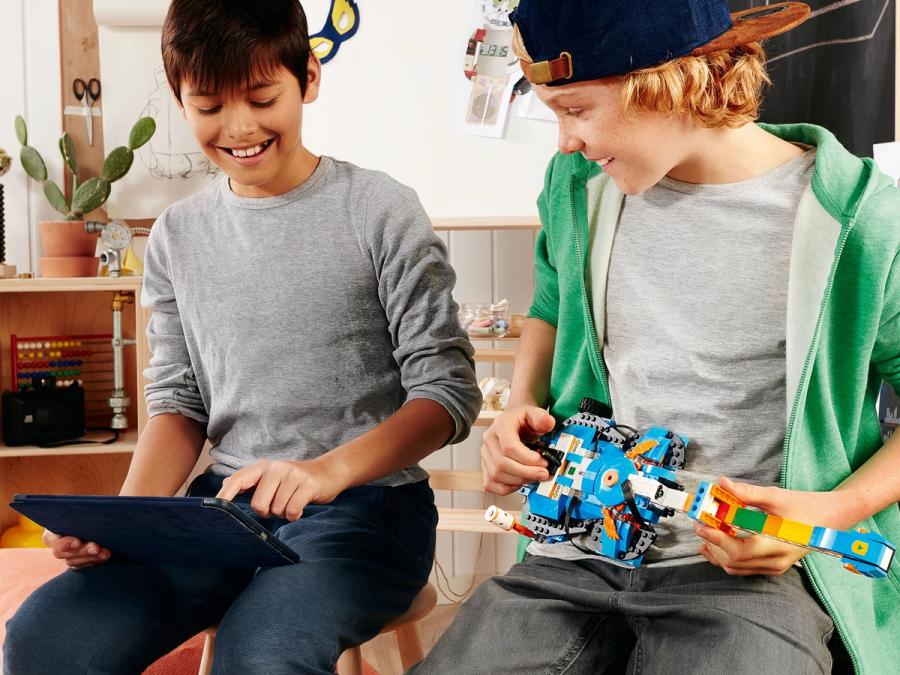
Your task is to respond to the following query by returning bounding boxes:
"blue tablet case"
[10,494,299,567]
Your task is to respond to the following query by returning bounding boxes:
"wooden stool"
[198,583,438,675]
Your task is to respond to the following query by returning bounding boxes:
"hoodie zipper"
[570,176,613,406]
[781,220,859,674]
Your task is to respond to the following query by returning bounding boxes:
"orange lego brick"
[762,515,783,537]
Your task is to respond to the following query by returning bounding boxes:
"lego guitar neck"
[485,398,895,579]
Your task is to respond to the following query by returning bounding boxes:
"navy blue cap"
[509,1,810,85]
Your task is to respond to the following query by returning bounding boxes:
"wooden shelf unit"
[429,469,521,533]
[427,216,540,537]
[0,277,149,531]
[431,216,541,232]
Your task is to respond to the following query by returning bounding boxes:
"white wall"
[0,0,63,274]
[92,1,560,219]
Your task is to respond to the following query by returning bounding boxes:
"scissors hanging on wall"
[73,78,101,147]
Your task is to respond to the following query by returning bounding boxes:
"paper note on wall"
[874,142,900,187]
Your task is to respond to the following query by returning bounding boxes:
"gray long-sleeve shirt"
[141,156,481,485]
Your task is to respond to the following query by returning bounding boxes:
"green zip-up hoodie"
[528,123,900,674]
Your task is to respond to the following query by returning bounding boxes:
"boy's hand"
[696,476,856,576]
[481,405,555,495]
[217,457,347,520]
[43,530,110,569]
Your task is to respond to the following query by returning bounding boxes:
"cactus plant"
[14,115,155,220]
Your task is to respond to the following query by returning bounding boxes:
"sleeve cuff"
[406,391,473,445]
[527,306,558,328]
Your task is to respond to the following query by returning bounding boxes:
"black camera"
[2,377,85,446]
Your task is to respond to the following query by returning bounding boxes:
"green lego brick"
[731,508,768,533]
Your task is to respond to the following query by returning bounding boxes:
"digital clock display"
[479,43,509,58]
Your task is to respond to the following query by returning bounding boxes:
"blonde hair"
[511,26,770,128]
[622,44,770,128]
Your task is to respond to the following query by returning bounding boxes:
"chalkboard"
[728,0,896,156]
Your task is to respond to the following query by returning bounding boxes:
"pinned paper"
[873,142,900,187]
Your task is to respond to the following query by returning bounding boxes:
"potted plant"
[14,115,155,276]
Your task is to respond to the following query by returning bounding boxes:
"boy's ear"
[303,53,321,104]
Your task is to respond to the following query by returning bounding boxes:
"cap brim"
[692,2,810,55]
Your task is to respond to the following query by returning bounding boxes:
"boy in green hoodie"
[415,2,899,673]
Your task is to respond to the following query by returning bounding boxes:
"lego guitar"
[485,398,895,579]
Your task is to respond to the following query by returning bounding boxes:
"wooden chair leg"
[394,623,425,671]
[336,646,363,675]
[198,628,216,675]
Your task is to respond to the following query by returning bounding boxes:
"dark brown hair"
[162,0,312,102]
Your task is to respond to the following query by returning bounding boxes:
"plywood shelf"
[474,410,501,426]
[431,216,541,231]
[428,469,484,492]
[473,348,516,363]
[0,278,148,530]
[436,508,522,533]
[0,429,139,458]
[0,276,142,294]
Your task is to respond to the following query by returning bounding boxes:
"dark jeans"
[413,554,835,675]
[3,474,436,675]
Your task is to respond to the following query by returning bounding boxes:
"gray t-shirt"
[141,156,482,485]
[530,148,816,564]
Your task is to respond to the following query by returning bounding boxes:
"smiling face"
[180,59,321,198]
[536,78,697,195]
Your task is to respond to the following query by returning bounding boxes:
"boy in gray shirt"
[3,2,480,673]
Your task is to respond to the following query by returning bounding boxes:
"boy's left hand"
[216,457,348,521]
[696,476,856,576]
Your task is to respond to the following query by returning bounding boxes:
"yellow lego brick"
[776,519,814,545]
[762,515,783,537]
[851,540,869,556]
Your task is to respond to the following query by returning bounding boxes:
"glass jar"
[460,300,510,338]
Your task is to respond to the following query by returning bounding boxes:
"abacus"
[11,334,115,426]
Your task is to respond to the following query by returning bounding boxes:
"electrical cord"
[565,498,597,555]
[38,427,120,448]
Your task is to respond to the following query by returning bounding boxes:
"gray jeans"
[413,555,836,675]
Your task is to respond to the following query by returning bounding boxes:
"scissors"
[73,78,101,146]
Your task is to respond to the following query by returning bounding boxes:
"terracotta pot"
[39,221,98,257]
[39,256,99,278]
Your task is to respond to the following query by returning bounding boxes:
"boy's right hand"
[43,529,110,569]
[481,405,555,495]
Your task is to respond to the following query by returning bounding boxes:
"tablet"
[10,494,299,567]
